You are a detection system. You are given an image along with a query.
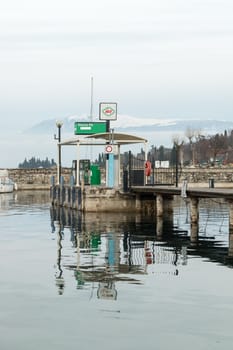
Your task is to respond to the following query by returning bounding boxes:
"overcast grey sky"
[1,0,233,130]
[1,0,233,167]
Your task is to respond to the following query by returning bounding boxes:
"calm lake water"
[1,191,233,350]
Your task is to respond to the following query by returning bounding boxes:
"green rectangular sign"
[74,122,107,135]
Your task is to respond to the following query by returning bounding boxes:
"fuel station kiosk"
[58,103,148,188]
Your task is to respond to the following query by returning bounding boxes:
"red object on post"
[145,161,152,176]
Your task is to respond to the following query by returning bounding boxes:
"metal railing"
[123,152,178,190]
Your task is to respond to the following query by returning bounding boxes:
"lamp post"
[54,121,63,185]
[172,136,184,188]
[175,144,179,187]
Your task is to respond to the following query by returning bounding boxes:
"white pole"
[76,141,80,186]
[57,143,60,185]
[145,141,148,185]
[118,144,121,187]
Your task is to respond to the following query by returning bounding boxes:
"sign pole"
[106,120,110,132]
[106,120,111,187]
[76,142,80,186]
[108,154,114,187]
[99,102,117,188]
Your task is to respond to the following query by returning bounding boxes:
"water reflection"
[0,190,51,212]
[0,192,16,210]
[50,202,233,297]
[50,207,187,298]
[3,190,233,350]
[55,221,65,295]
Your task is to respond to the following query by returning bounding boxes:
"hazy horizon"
[1,0,233,167]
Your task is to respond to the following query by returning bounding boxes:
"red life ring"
[145,160,152,176]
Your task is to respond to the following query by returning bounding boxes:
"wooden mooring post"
[50,184,83,210]
[190,197,199,243]
[228,200,233,257]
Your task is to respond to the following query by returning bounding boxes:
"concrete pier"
[156,194,163,217]
[51,185,141,212]
[156,216,163,239]
[135,194,142,211]
[190,197,199,224]
[190,223,199,243]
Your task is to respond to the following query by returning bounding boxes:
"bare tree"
[172,134,184,166]
[185,127,202,165]
[208,133,228,163]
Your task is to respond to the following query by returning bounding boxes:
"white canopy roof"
[60,132,148,146]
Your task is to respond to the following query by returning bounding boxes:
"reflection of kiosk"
[97,282,117,300]
[55,221,65,295]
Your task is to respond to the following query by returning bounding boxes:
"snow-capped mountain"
[3,115,233,168]
[26,114,233,139]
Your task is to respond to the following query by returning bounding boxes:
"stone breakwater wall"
[180,167,233,187]
[3,167,233,190]
[6,168,71,190]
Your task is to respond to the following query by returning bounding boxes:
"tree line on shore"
[95,128,233,168]
[18,128,233,169]
[18,157,56,169]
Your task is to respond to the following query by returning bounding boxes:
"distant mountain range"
[3,115,233,168]
[26,115,233,138]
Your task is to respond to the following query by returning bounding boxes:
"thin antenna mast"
[89,77,94,162]
[90,76,93,121]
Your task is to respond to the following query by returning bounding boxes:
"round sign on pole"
[105,145,113,153]
[99,102,117,120]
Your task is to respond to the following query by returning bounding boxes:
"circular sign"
[105,145,113,153]
[99,102,117,120]
[103,107,115,117]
